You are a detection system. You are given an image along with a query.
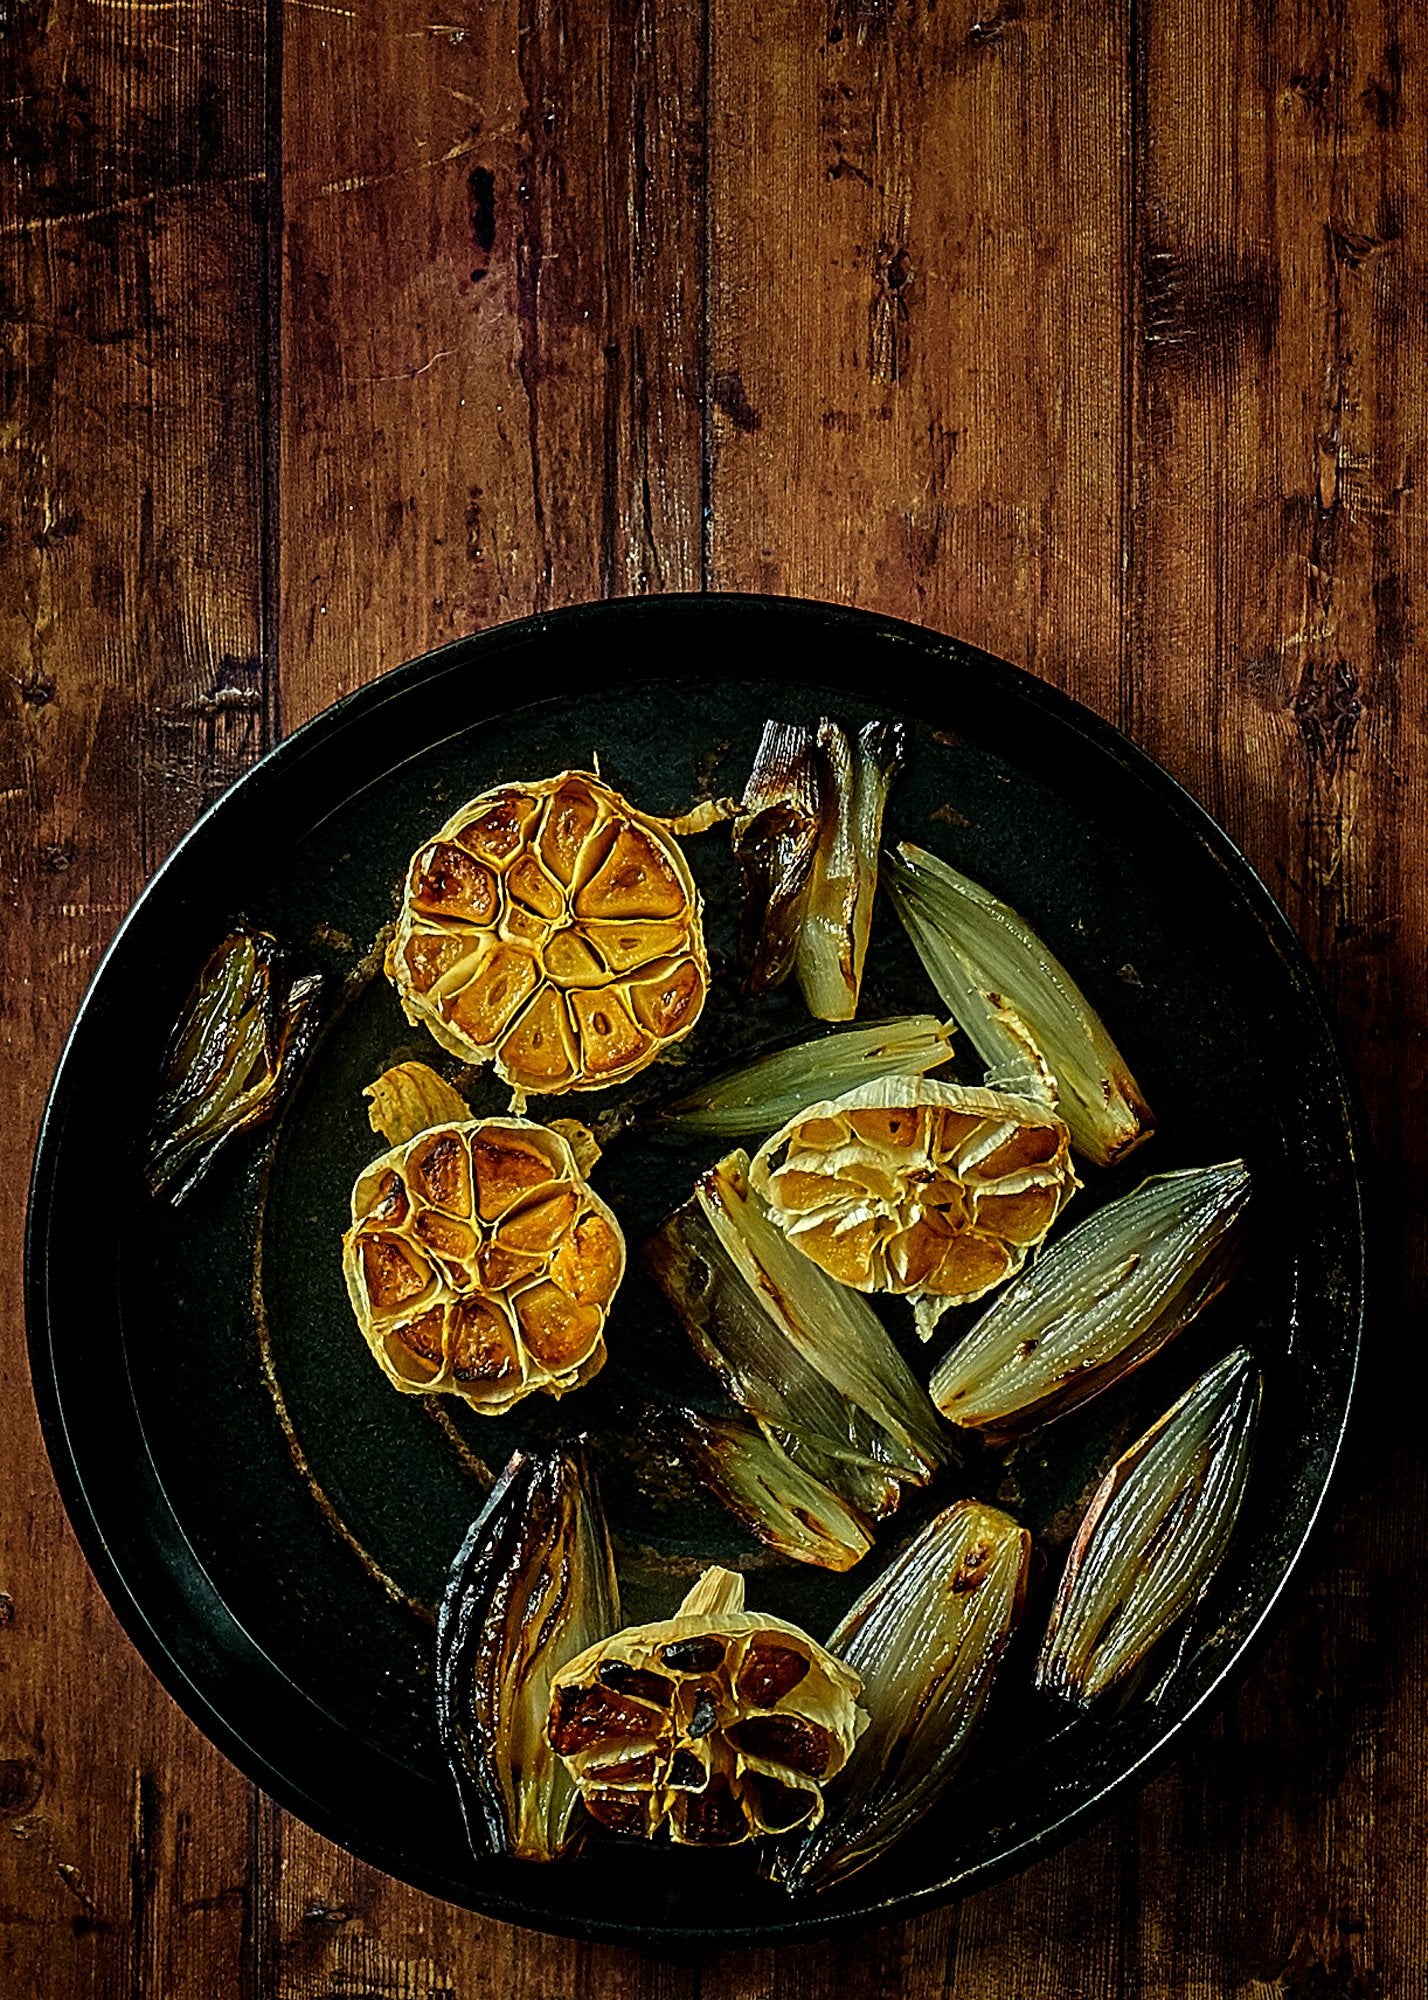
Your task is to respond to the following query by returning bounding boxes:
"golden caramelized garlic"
[547,1567,865,1845]
[387,771,726,1098]
[749,1077,1078,1318]
[342,1063,625,1414]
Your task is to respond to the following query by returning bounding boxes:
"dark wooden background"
[3,0,1423,1992]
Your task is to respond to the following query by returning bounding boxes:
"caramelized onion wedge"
[654,1016,956,1139]
[437,1442,618,1863]
[775,1500,1030,1894]
[649,1190,904,1527]
[648,1151,947,1530]
[733,720,822,994]
[884,842,1153,1167]
[146,924,322,1203]
[1036,1347,1260,1703]
[678,1411,876,1572]
[796,720,907,1022]
[932,1162,1251,1439]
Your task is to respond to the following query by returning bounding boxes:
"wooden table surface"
[3,0,1424,1993]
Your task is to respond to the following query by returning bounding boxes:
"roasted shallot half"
[648,1150,948,1563]
[796,720,907,1022]
[884,842,1154,1167]
[547,1565,866,1844]
[342,1062,625,1414]
[733,720,822,995]
[654,1016,956,1141]
[437,1442,619,1863]
[676,1412,876,1573]
[734,718,906,1021]
[146,923,322,1203]
[750,1077,1078,1334]
[1036,1346,1260,1703]
[774,1500,1030,1894]
[932,1161,1251,1439]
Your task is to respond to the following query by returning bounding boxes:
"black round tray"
[26,595,1366,1944]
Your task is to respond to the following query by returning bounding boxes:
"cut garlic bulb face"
[343,1066,625,1414]
[750,1076,1078,1313]
[547,1567,866,1845]
[387,770,716,1097]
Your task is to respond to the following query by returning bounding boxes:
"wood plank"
[1127,1,1427,1994]
[278,0,705,730]
[706,0,1133,718]
[270,0,705,1980]
[699,0,1142,1984]
[0,0,272,1995]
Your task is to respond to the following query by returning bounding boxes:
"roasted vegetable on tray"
[648,1148,947,1561]
[654,1016,956,1140]
[774,1500,1029,1893]
[438,1442,619,1862]
[750,1077,1078,1336]
[735,718,905,1021]
[932,1161,1251,1438]
[388,770,732,1099]
[146,923,322,1202]
[323,721,1266,1897]
[885,841,1154,1166]
[343,1061,625,1413]
[548,1565,866,1844]
[1036,1347,1261,1703]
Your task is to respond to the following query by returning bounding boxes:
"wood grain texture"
[1,0,1424,1992]
[0,1,271,1996]
[278,0,703,727]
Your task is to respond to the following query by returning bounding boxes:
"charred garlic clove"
[749,1077,1077,1326]
[146,923,322,1203]
[342,1062,625,1414]
[547,1566,866,1845]
[437,1442,619,1863]
[387,770,733,1098]
[1036,1347,1260,1703]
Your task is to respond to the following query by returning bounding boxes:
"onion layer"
[1036,1347,1260,1702]
[437,1442,619,1862]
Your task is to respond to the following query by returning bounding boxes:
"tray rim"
[25,591,1370,1945]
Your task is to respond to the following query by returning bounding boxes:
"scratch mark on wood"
[0,173,264,236]
[317,134,480,197]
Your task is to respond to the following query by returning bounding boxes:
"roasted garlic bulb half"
[547,1566,866,1845]
[388,770,728,1097]
[342,1062,624,1414]
[750,1076,1077,1320]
